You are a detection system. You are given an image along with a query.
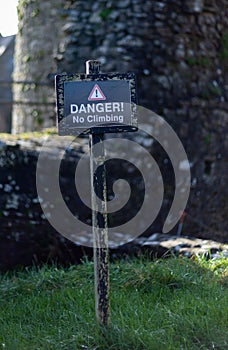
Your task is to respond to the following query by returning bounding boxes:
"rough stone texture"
[114,234,228,261]
[139,234,228,259]
[54,0,228,243]
[0,134,92,272]
[12,0,65,133]
[0,134,227,271]
[0,35,15,132]
[8,0,228,246]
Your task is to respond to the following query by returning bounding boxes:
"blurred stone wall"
[54,0,228,241]
[9,0,228,242]
[12,0,228,132]
[0,136,227,272]
[0,35,15,132]
[12,0,65,133]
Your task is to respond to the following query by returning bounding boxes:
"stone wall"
[0,135,91,271]
[12,0,228,131]
[12,0,65,133]
[9,0,228,244]
[56,0,228,242]
[0,135,227,272]
[0,35,15,133]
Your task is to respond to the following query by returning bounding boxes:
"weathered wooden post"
[86,60,110,326]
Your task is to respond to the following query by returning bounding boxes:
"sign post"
[87,60,110,326]
[55,60,137,326]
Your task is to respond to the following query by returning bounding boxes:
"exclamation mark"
[96,89,98,98]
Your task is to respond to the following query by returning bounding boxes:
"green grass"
[0,255,227,350]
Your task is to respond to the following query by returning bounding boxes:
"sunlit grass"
[0,255,227,349]
[0,128,58,141]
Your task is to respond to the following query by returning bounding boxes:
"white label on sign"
[88,84,106,101]
[70,102,124,114]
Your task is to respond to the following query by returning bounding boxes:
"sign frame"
[55,72,137,135]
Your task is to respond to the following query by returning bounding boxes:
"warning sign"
[88,84,106,101]
[56,73,137,135]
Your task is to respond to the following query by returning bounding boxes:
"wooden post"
[86,60,110,326]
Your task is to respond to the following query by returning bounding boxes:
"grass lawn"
[0,255,227,350]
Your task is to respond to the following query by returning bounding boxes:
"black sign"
[55,73,137,135]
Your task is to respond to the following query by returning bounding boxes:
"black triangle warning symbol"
[88,84,106,101]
